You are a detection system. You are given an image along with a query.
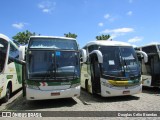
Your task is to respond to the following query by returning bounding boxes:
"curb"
[0,90,23,111]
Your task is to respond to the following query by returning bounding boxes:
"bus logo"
[2,112,12,117]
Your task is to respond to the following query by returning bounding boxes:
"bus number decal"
[56,51,61,56]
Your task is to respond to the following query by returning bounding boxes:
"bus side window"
[142,45,157,54]
[88,45,98,53]
[9,44,19,59]
[0,39,8,72]
[8,56,14,64]
[8,43,19,64]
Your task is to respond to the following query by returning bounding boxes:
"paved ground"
[0,87,160,119]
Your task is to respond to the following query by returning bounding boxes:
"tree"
[64,32,77,39]
[96,34,111,40]
[12,30,37,45]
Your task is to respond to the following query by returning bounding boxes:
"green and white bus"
[80,40,148,97]
[135,44,160,87]
[23,36,80,100]
[0,34,24,102]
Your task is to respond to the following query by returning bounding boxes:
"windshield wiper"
[118,52,126,76]
[42,52,56,81]
[41,63,55,81]
[123,58,135,78]
[119,53,134,78]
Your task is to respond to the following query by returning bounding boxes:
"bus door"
[90,55,101,94]
[151,55,160,86]
[22,63,26,97]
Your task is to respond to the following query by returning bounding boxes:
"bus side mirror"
[90,50,103,63]
[19,46,26,61]
[80,49,87,63]
[136,51,148,63]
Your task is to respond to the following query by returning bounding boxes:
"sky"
[0,0,160,48]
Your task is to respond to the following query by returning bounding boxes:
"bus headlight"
[27,85,40,90]
[71,83,80,88]
[101,82,113,88]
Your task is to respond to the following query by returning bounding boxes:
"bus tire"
[85,79,88,92]
[2,86,11,103]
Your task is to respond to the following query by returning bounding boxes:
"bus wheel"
[2,87,11,103]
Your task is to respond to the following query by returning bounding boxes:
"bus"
[0,34,24,102]
[80,40,148,97]
[23,36,80,100]
[135,44,160,87]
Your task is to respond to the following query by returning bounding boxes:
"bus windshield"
[120,47,140,76]
[28,50,80,80]
[0,39,8,73]
[28,38,78,50]
[100,46,140,77]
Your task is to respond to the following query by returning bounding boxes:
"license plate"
[123,91,130,94]
[51,92,60,96]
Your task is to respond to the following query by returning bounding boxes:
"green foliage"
[96,34,111,40]
[64,32,77,39]
[12,30,36,45]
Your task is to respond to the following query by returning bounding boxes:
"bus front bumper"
[101,84,142,97]
[26,86,80,100]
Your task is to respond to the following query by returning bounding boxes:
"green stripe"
[26,80,40,86]
[26,78,80,86]
[128,79,140,84]
[15,62,22,84]
[6,75,13,79]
